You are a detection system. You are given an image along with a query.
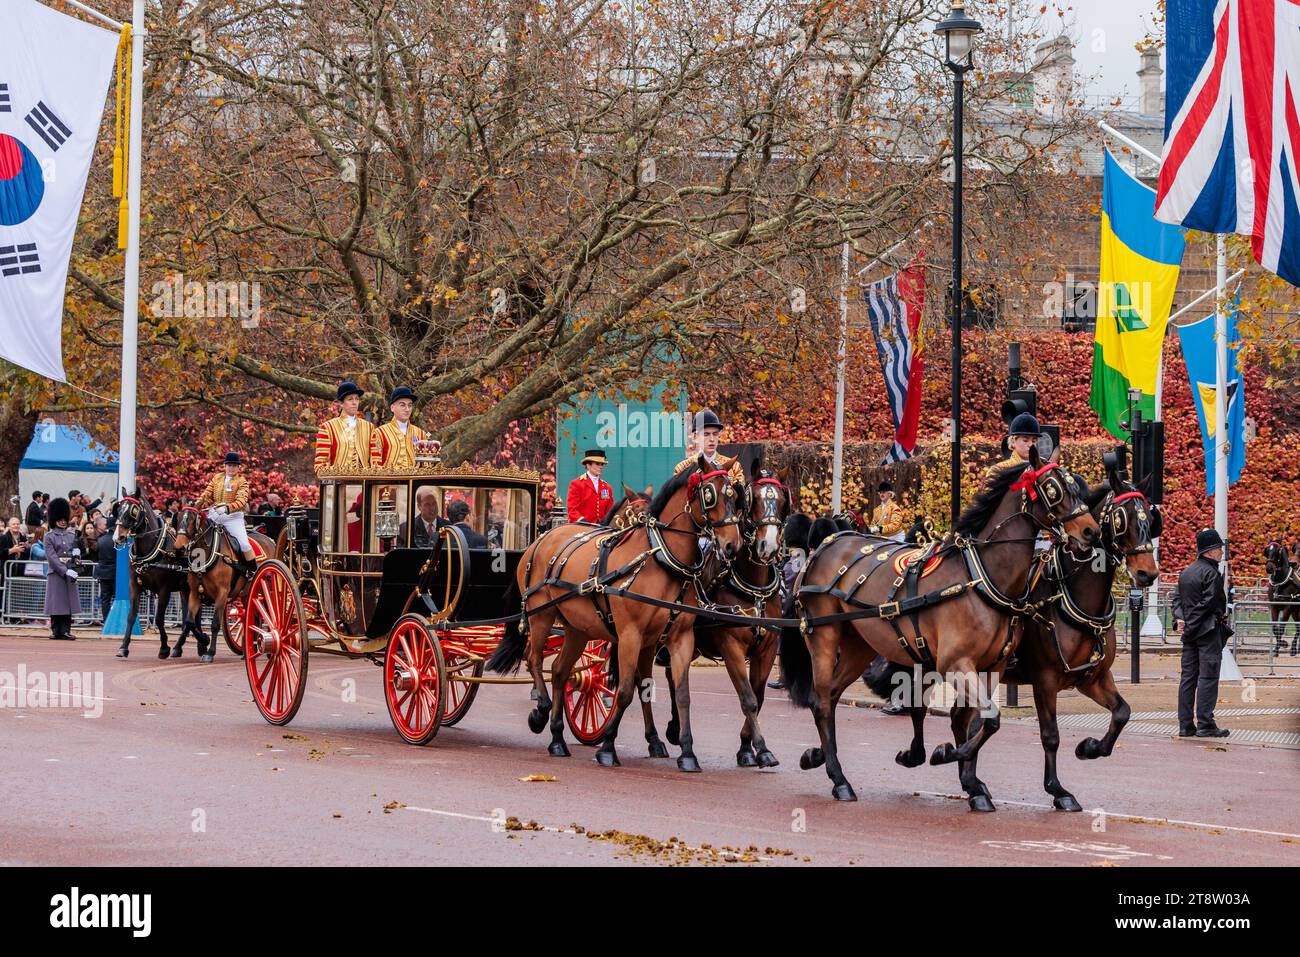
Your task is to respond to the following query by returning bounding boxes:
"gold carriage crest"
[340,584,357,622]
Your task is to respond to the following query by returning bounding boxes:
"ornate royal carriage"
[241,462,616,746]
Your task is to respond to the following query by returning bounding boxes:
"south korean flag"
[0,0,117,381]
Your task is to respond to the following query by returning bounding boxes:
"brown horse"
[488,456,743,771]
[779,448,1100,805]
[175,503,275,662]
[659,462,791,768]
[877,466,1159,811]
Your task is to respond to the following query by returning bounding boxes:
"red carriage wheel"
[440,649,483,727]
[384,615,446,745]
[243,560,309,726]
[564,638,616,745]
[223,597,246,657]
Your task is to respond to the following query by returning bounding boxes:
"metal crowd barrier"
[2,560,217,633]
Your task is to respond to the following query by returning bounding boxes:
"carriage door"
[321,483,365,637]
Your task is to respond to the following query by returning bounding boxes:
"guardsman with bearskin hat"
[566,449,614,524]
[195,452,258,577]
[315,381,376,472]
[372,386,441,470]
[868,481,909,541]
[673,409,745,485]
[43,496,80,640]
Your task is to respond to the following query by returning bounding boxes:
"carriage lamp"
[286,504,309,543]
[551,494,566,529]
[375,490,401,551]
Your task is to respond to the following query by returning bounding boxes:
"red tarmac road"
[2,634,1298,866]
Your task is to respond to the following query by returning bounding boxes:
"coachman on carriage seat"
[315,380,375,472]
[373,385,440,470]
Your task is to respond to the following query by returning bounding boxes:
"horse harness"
[118,496,188,576]
[792,463,1087,670]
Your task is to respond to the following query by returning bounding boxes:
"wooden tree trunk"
[0,399,37,517]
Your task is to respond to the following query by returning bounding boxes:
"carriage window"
[487,488,532,550]
[410,485,443,548]
[369,484,408,552]
[433,486,533,549]
[339,483,363,553]
[321,484,335,552]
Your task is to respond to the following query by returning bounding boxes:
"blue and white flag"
[0,0,118,381]
[1175,300,1248,495]
[863,259,925,465]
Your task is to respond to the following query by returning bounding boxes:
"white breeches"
[208,508,251,553]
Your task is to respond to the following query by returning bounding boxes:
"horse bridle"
[116,496,172,566]
[649,468,741,577]
[983,462,1091,545]
[741,476,789,558]
[1266,541,1300,588]
[1098,489,1160,562]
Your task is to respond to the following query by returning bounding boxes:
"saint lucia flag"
[1090,150,1187,438]
[1176,301,1247,496]
[0,0,118,381]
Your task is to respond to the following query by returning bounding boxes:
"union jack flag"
[1156,0,1300,286]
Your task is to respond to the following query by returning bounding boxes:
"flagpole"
[1215,235,1229,556]
[831,239,849,514]
[103,0,144,638]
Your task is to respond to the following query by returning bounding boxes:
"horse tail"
[862,654,909,703]
[487,576,527,675]
[779,617,814,709]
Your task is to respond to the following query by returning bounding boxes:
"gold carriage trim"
[314,462,542,484]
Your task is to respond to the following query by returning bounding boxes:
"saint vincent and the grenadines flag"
[1090,150,1188,439]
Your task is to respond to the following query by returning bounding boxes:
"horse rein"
[116,496,173,567]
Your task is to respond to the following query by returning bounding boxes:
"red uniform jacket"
[567,474,613,524]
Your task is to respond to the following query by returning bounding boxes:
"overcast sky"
[992,0,1165,101]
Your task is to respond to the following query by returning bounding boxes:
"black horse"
[111,489,206,659]
[1264,541,1300,655]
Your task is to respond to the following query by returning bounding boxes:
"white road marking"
[913,790,1300,840]
[123,755,138,760]
[194,752,208,756]
[44,758,58,762]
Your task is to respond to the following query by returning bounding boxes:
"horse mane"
[952,462,1030,537]
[1085,479,1112,511]
[648,465,696,519]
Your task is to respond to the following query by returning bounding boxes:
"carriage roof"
[313,462,541,488]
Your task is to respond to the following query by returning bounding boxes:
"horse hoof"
[665,722,680,747]
[968,794,996,813]
[1075,738,1101,760]
[647,740,670,759]
[799,747,825,770]
[895,749,924,769]
[548,741,571,758]
[736,749,758,767]
[594,750,621,768]
[677,755,701,773]
[756,750,780,769]
[157,647,170,660]
[1053,795,1083,812]
[199,654,214,663]
[115,646,129,659]
[831,783,857,802]
[527,709,548,735]
[930,743,958,765]
[169,647,183,659]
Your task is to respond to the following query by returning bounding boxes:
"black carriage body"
[306,466,539,648]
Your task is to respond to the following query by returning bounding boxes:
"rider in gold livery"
[372,386,440,470]
[195,451,257,577]
[673,409,745,485]
[868,481,909,541]
[315,381,375,473]
[983,413,1041,485]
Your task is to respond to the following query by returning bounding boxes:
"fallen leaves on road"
[577,828,795,865]
[505,817,545,832]
[282,732,308,741]
[1200,745,1229,752]
[1088,861,1119,868]
[382,801,406,814]
[332,813,342,819]
[519,774,558,782]
[308,749,326,760]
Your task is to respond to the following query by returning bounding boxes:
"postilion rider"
[673,409,745,485]
[983,412,1042,483]
[372,385,442,470]
[315,380,376,472]
[868,481,908,542]
[566,449,614,524]
[194,452,257,578]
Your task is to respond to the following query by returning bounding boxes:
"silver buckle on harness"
[579,578,600,596]
[879,601,901,620]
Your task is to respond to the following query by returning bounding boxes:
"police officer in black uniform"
[1172,528,1232,738]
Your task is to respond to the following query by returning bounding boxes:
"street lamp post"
[935,1,982,525]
